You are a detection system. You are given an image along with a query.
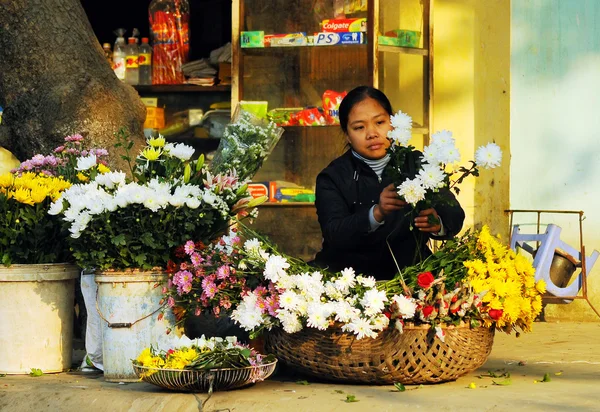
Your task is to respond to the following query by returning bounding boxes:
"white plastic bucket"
[0,264,79,374]
[95,271,170,382]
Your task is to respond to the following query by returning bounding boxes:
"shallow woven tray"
[265,323,494,384]
[132,361,277,392]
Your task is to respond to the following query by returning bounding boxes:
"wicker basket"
[265,323,494,384]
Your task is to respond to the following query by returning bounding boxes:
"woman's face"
[345,97,392,160]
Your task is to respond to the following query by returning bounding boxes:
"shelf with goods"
[373,0,432,149]
[231,0,432,260]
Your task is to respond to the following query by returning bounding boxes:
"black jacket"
[313,149,465,280]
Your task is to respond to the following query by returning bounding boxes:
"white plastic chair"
[510,223,599,302]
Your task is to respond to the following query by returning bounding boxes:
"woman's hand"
[414,208,441,233]
[373,183,407,222]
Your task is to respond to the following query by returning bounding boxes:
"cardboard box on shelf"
[321,18,367,33]
[143,106,165,129]
[314,32,365,46]
[218,63,231,85]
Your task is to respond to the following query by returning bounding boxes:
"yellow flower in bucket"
[142,147,162,161]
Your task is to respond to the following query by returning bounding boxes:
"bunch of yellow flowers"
[0,172,71,206]
[464,225,546,333]
[135,346,201,377]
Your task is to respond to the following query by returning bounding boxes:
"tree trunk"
[0,0,146,164]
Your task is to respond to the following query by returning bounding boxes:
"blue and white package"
[314,32,365,46]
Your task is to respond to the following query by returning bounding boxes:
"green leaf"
[29,368,43,377]
[334,390,344,394]
[240,348,251,359]
[492,378,512,386]
[296,380,310,385]
[541,373,552,382]
[394,382,406,392]
[111,234,126,246]
[0,373,6,377]
[345,394,359,403]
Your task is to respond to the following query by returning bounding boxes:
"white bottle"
[138,37,152,85]
[125,37,139,85]
[112,37,126,81]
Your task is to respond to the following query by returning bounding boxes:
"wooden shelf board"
[259,202,315,207]
[134,85,231,93]
[378,45,428,56]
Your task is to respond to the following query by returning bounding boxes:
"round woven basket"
[265,323,494,385]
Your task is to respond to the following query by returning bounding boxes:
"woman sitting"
[313,86,465,280]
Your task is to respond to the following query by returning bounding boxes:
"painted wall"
[433,0,511,238]
[511,0,600,321]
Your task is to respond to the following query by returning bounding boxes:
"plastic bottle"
[102,43,112,65]
[125,37,139,85]
[112,36,126,81]
[138,37,153,85]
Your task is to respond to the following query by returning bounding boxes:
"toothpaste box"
[264,33,307,47]
[314,32,365,46]
[321,18,367,33]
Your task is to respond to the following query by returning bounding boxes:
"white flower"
[164,142,195,161]
[337,267,356,289]
[360,289,388,315]
[418,164,446,190]
[430,130,455,148]
[263,255,290,283]
[371,314,390,331]
[244,238,261,253]
[392,294,418,319]
[48,199,64,215]
[422,144,440,164]
[325,281,343,301]
[356,275,376,288]
[333,301,360,323]
[277,310,303,334]
[475,142,503,169]
[278,290,300,311]
[185,197,201,209]
[387,128,411,147]
[306,303,331,330]
[347,317,377,340]
[397,178,426,206]
[95,171,126,189]
[75,154,97,171]
[390,110,412,131]
[436,143,461,165]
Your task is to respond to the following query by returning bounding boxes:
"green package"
[241,31,264,48]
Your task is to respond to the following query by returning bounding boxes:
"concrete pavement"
[1,321,599,412]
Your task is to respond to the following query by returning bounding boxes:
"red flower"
[383,311,392,319]
[166,260,178,274]
[422,305,435,317]
[417,272,435,289]
[488,309,504,320]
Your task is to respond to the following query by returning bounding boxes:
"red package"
[322,90,347,125]
[292,108,327,126]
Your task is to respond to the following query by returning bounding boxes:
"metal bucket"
[549,252,577,288]
[95,271,170,382]
[0,264,79,374]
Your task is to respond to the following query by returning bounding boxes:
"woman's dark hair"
[338,86,393,134]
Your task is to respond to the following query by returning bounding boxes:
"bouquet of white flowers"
[210,107,284,182]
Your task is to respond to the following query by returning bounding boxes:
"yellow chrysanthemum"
[535,279,547,294]
[30,185,50,204]
[97,163,110,174]
[77,172,89,182]
[11,187,34,205]
[142,147,162,161]
[147,136,166,148]
[0,173,14,188]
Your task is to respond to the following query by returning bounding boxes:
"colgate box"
[321,18,367,32]
[314,32,365,46]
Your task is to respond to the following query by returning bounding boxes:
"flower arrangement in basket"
[133,335,277,392]
[0,134,109,266]
[49,110,283,271]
